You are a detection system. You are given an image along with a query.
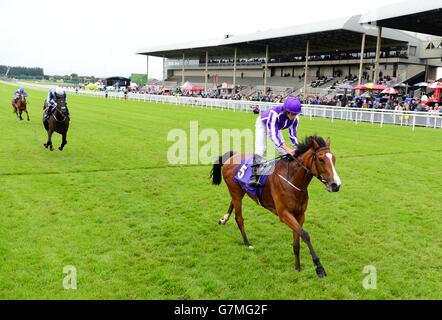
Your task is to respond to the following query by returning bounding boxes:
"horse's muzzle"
[327,182,340,192]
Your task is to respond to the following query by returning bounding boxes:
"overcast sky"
[0,0,414,79]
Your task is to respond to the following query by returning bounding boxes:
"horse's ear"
[326,138,331,148]
[311,137,320,150]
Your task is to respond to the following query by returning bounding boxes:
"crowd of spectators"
[296,93,442,115]
[126,77,442,114]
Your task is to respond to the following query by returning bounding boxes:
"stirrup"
[248,177,261,187]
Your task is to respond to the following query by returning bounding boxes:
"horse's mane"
[294,135,327,157]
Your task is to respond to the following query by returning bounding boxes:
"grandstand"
[137,1,442,98]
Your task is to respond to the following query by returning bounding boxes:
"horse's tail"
[210,151,236,185]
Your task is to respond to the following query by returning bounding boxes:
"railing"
[66,88,442,131]
[3,80,440,131]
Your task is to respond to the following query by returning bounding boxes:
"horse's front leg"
[293,231,301,272]
[300,228,326,278]
[293,214,305,272]
[44,130,54,151]
[59,132,67,151]
[279,209,326,278]
[13,106,19,120]
[25,110,30,121]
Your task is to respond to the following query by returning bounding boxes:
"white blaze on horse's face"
[325,152,341,192]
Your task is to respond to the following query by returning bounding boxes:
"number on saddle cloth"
[234,155,278,195]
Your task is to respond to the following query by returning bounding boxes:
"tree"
[130,73,148,85]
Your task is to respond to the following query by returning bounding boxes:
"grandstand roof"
[137,15,420,59]
[359,0,442,36]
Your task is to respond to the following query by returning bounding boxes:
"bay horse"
[43,97,70,151]
[11,93,30,121]
[210,136,341,278]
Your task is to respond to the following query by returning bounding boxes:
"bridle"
[52,98,67,122]
[278,146,330,192]
[298,146,330,184]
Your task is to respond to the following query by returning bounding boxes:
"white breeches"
[255,117,286,158]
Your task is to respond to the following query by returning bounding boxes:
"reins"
[52,98,68,122]
[278,147,330,192]
[52,112,66,122]
[52,107,67,122]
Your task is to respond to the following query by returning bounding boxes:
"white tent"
[180,81,193,89]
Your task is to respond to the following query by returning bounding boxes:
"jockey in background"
[13,88,28,105]
[45,86,70,121]
[248,97,302,187]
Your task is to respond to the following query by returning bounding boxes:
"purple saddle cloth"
[233,155,277,201]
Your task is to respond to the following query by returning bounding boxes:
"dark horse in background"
[43,97,70,151]
[210,136,342,278]
[11,93,30,121]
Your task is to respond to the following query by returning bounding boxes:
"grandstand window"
[426,42,435,49]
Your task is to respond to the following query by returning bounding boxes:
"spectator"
[409,99,418,111]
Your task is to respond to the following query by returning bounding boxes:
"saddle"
[233,155,278,205]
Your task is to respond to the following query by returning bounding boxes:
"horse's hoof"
[58,147,63,151]
[296,267,301,273]
[219,213,230,225]
[248,245,254,250]
[316,267,327,278]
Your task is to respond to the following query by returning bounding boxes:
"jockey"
[45,86,70,121]
[13,88,28,104]
[249,97,302,187]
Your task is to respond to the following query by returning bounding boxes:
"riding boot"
[248,155,262,187]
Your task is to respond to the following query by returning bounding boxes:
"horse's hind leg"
[59,132,67,151]
[19,111,23,121]
[219,201,234,225]
[229,187,252,249]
